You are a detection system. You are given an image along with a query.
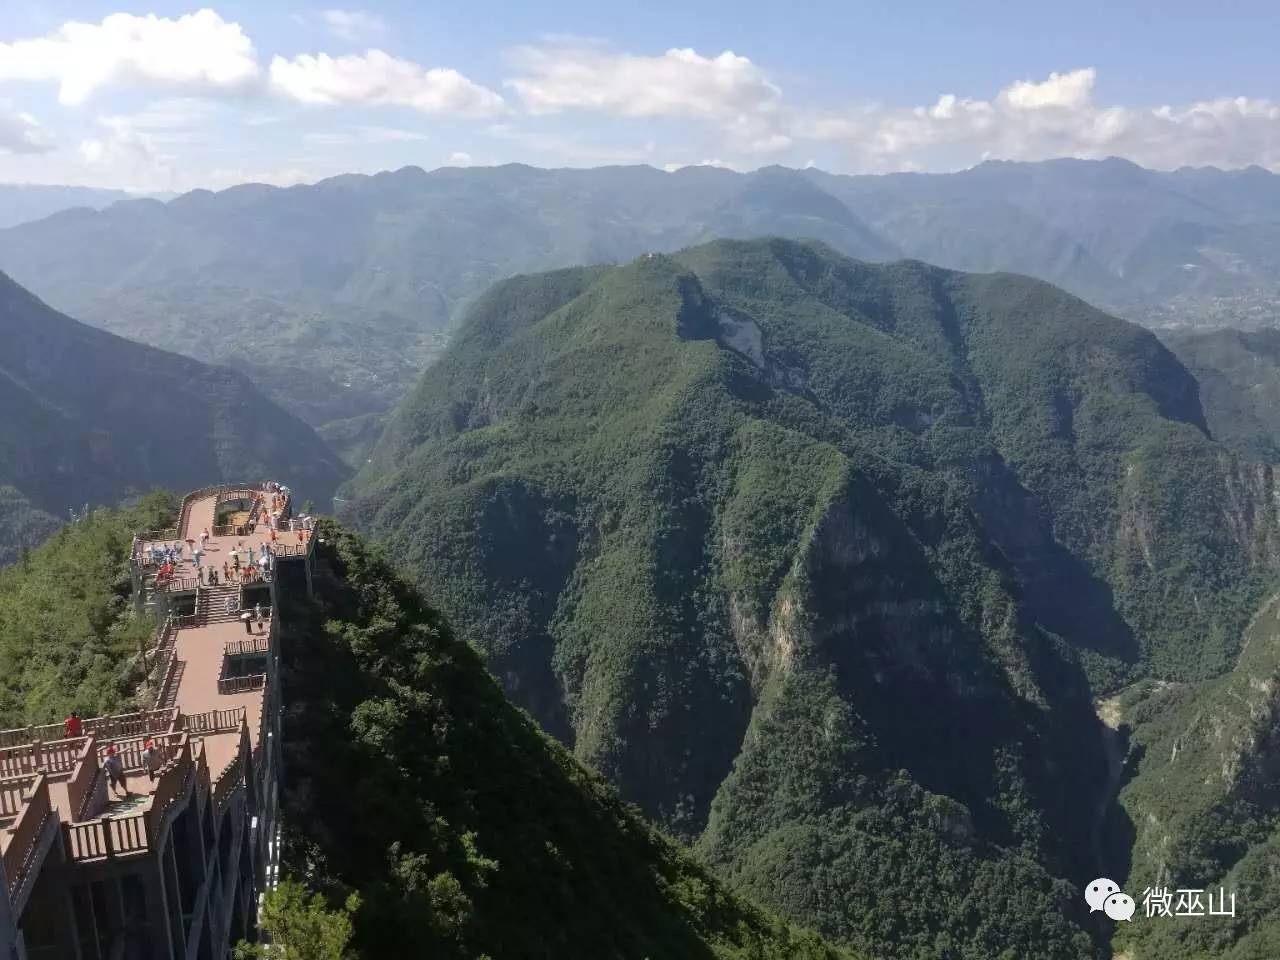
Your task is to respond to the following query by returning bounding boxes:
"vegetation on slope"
[1163,327,1280,462]
[348,238,1280,958]
[276,521,853,960]
[0,492,173,726]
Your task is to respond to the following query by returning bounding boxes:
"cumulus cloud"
[0,9,260,105]
[506,39,788,154]
[508,40,781,118]
[270,50,505,116]
[0,107,54,154]
[805,68,1280,171]
[318,9,387,42]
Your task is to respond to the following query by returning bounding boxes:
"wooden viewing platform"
[0,480,313,960]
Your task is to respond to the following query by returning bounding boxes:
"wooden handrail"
[3,774,52,896]
[225,637,270,657]
[63,812,149,863]
[0,773,38,819]
[64,736,99,820]
[181,707,246,736]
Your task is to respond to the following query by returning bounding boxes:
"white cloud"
[0,9,260,105]
[0,107,54,154]
[800,68,1280,171]
[446,151,475,165]
[318,9,387,42]
[269,50,505,116]
[507,41,781,134]
[1000,68,1097,110]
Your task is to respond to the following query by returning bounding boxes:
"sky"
[0,2,1276,192]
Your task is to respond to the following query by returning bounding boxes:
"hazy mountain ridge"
[0,159,1274,451]
[347,238,1280,958]
[0,269,349,530]
[0,183,136,229]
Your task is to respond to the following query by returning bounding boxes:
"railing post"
[102,821,114,859]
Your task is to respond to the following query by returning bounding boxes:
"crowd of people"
[131,482,318,590]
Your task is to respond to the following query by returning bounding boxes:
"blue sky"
[0,2,1275,191]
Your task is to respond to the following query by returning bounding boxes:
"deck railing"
[217,674,266,696]
[65,737,100,820]
[158,576,199,595]
[272,540,311,559]
[182,708,246,736]
[225,637,270,657]
[147,735,192,839]
[0,708,177,750]
[3,774,52,898]
[212,723,251,813]
[0,738,88,777]
[0,773,38,820]
[64,812,150,862]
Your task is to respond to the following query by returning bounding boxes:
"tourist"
[222,561,230,583]
[241,611,254,635]
[255,603,265,632]
[103,745,128,798]
[143,739,163,783]
[200,528,209,549]
[64,711,83,738]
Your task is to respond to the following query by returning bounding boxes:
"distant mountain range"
[0,158,1275,459]
[0,268,348,561]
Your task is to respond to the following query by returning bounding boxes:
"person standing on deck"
[64,711,83,738]
[200,528,209,550]
[241,611,253,634]
[103,744,128,798]
[143,739,162,783]
[255,603,265,632]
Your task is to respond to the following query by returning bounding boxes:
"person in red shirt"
[64,711,83,738]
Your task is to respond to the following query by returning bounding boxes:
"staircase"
[198,583,242,625]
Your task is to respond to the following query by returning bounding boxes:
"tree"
[235,880,359,960]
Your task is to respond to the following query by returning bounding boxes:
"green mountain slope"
[276,521,854,960]
[0,493,173,726]
[0,269,349,519]
[1161,328,1280,462]
[348,239,1280,958]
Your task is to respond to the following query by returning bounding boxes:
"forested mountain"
[0,495,851,960]
[1161,328,1280,462]
[347,239,1280,959]
[0,268,347,556]
[0,159,1274,457]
